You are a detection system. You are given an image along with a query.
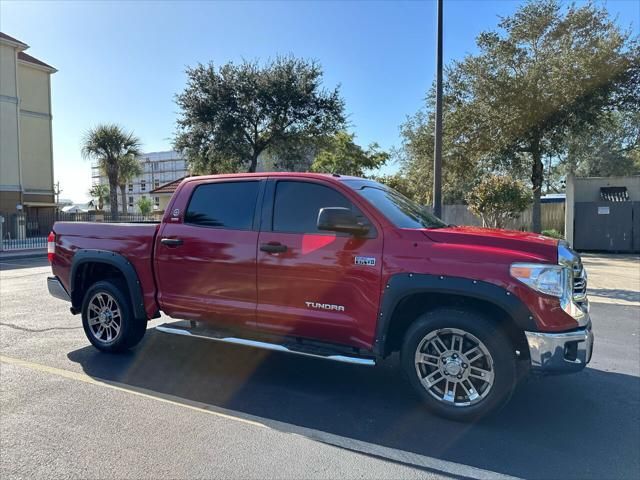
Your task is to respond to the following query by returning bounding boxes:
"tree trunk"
[108,178,119,221]
[247,151,259,173]
[530,142,544,233]
[120,185,127,215]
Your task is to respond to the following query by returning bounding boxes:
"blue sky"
[2,0,638,202]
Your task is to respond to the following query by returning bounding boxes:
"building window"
[154,196,160,207]
[128,197,134,207]
[154,179,160,189]
[141,180,146,191]
[128,183,133,193]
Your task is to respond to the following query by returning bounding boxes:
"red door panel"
[256,179,384,350]
[154,179,262,328]
[155,223,258,327]
[257,232,382,349]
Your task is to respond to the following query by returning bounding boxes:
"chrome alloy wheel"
[87,292,122,344]
[414,328,495,407]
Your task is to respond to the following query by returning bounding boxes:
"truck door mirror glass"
[317,207,370,236]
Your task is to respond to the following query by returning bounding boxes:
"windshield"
[355,185,447,229]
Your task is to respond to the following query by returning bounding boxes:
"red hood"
[423,226,558,262]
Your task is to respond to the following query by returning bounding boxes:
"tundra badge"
[305,302,345,312]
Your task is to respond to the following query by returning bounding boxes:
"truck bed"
[51,222,160,317]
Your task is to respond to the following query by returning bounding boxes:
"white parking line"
[0,354,520,480]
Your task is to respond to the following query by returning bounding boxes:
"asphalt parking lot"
[1,254,639,479]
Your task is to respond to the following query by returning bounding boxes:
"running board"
[155,321,376,366]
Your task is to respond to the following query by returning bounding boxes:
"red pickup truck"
[48,173,593,420]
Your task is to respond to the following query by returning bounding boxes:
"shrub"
[466,176,531,229]
[542,229,564,239]
[137,197,153,216]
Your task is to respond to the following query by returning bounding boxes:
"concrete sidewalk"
[0,248,46,261]
[581,254,640,306]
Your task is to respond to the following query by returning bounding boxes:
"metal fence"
[0,210,158,251]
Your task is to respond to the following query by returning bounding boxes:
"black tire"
[400,308,516,422]
[81,280,146,353]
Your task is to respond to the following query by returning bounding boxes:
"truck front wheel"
[401,308,517,421]
[81,280,146,353]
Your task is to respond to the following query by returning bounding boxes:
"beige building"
[0,32,57,214]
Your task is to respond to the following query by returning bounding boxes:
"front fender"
[374,273,538,356]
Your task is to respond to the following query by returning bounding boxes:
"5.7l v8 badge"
[354,256,376,266]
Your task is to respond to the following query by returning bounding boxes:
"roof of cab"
[181,172,365,183]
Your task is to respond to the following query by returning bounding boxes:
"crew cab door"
[154,179,264,327]
[256,179,383,349]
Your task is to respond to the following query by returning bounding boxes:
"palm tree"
[81,124,142,220]
[115,154,142,215]
[88,184,110,211]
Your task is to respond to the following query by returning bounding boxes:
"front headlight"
[510,263,569,298]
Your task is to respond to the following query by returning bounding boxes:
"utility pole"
[53,181,62,206]
[432,0,444,218]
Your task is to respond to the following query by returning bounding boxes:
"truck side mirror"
[317,207,369,236]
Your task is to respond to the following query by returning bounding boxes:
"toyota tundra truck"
[47,173,593,420]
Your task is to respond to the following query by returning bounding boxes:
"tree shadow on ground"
[68,328,640,479]
[588,288,640,304]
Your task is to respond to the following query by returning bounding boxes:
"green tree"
[174,56,346,174]
[397,109,480,205]
[310,131,389,176]
[564,109,640,177]
[137,196,153,216]
[443,0,638,231]
[82,124,142,220]
[374,173,414,199]
[466,176,531,229]
[116,155,142,214]
[88,184,109,211]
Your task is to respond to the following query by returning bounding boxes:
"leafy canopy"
[447,0,638,231]
[310,131,389,177]
[174,56,346,174]
[397,0,639,231]
[563,109,640,177]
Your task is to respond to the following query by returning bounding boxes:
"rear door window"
[185,181,259,230]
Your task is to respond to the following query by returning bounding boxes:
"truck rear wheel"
[81,280,146,353]
[401,308,516,421]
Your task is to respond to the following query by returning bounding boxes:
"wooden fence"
[437,203,565,234]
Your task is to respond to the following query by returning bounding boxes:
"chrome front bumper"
[47,276,71,303]
[525,321,594,374]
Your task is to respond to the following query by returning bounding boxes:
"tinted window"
[273,181,359,234]
[185,181,259,229]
